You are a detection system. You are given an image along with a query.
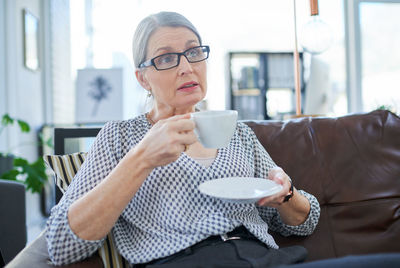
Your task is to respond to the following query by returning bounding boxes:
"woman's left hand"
[257,167,292,208]
[257,167,311,225]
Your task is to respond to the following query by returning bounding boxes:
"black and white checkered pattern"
[46,114,320,265]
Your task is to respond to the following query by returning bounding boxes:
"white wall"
[3,0,47,242]
[5,0,45,154]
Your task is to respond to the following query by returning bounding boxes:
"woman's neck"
[148,106,196,123]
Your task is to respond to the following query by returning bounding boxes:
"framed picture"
[23,9,39,71]
[75,68,123,123]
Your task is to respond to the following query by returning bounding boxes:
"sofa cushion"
[44,153,129,267]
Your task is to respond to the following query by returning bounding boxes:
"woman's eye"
[187,49,199,58]
[154,54,177,67]
[159,55,175,64]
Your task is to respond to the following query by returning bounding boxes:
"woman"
[46,11,320,267]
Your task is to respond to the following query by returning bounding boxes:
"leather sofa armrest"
[6,231,103,268]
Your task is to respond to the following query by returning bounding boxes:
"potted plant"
[0,114,50,193]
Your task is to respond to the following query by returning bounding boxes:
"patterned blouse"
[46,114,320,265]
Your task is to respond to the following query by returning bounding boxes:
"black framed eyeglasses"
[139,45,210,71]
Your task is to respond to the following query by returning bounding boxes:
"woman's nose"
[177,55,193,75]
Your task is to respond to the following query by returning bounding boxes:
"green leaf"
[12,157,47,193]
[0,169,20,181]
[1,114,14,126]
[13,157,29,167]
[23,158,47,193]
[31,158,47,177]
[17,120,30,133]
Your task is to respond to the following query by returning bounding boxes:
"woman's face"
[137,27,207,113]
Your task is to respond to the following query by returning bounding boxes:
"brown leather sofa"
[6,109,400,267]
[248,109,400,260]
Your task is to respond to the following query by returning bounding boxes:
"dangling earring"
[147,90,152,97]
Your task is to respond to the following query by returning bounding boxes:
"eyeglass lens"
[154,46,208,70]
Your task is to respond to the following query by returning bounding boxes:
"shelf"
[229,52,304,120]
[232,88,261,96]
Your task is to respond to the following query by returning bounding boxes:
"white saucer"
[198,177,283,204]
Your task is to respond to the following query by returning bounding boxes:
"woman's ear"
[135,69,151,90]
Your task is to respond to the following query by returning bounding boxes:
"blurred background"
[0,0,399,258]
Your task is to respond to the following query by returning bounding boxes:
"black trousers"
[136,226,307,268]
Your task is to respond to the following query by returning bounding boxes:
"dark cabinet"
[228,52,305,120]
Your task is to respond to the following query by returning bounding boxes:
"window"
[360,1,400,113]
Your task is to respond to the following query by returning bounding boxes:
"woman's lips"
[178,82,199,92]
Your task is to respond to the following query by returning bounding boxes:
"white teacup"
[191,110,238,149]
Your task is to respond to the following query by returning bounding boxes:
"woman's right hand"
[132,113,197,169]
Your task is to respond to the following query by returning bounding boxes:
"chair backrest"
[0,179,26,264]
[53,127,101,203]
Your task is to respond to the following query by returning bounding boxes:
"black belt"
[135,226,258,267]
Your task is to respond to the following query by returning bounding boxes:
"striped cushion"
[44,153,130,268]
[44,153,86,193]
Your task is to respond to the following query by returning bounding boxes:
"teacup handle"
[190,113,200,139]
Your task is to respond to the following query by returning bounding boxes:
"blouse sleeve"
[46,121,122,265]
[238,123,320,237]
[259,190,320,237]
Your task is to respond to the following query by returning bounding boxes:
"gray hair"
[132,11,202,68]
